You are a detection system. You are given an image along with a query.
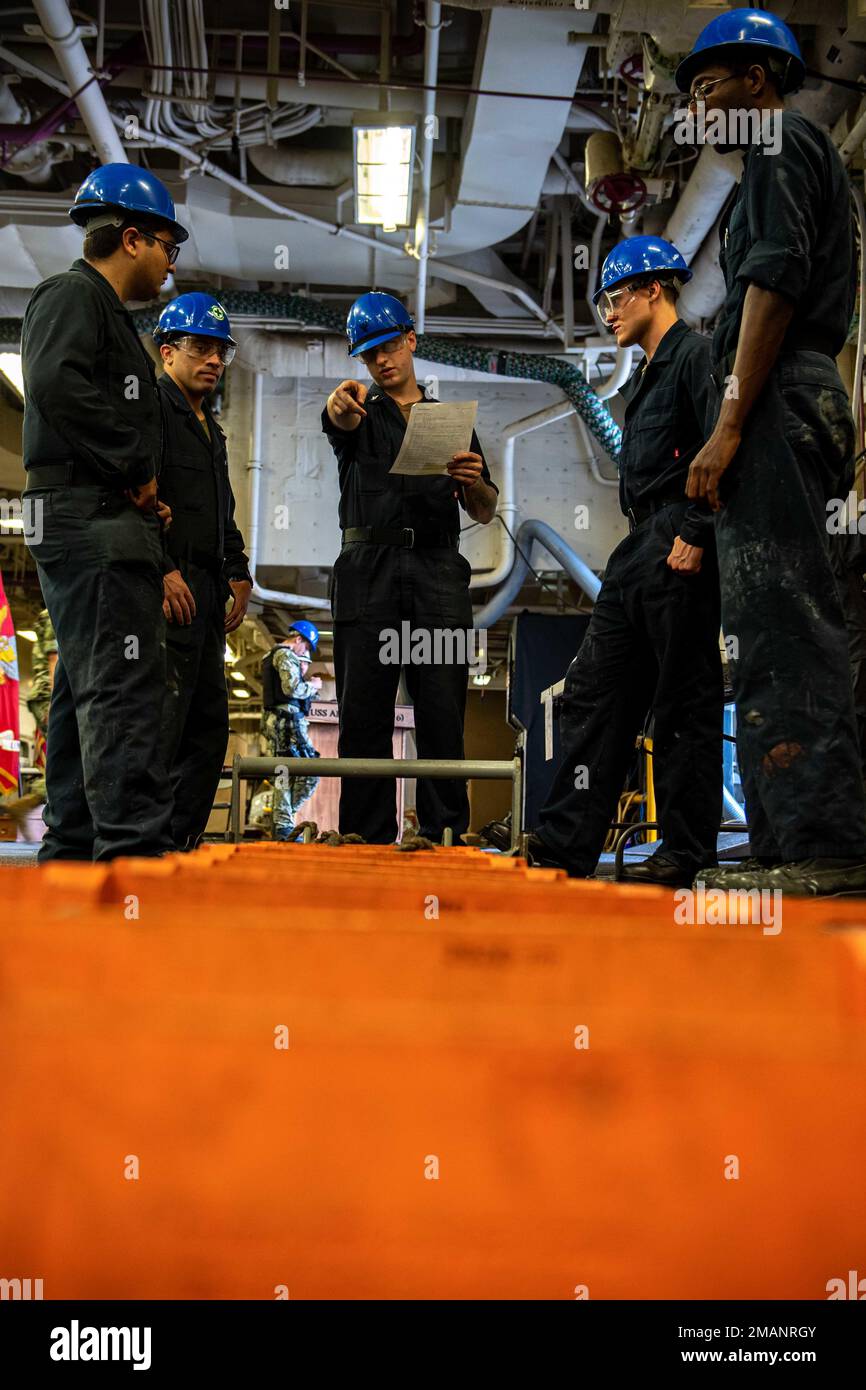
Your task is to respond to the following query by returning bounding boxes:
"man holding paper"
[322,291,498,844]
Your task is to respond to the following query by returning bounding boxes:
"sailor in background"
[260,622,322,841]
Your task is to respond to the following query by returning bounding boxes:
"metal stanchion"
[229,754,242,845]
[510,736,524,852]
[227,755,520,847]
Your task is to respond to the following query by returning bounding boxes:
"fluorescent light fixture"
[233,688,251,699]
[353,116,416,230]
[230,670,246,681]
[0,352,23,399]
[472,672,492,687]
[18,629,38,641]
[224,645,237,664]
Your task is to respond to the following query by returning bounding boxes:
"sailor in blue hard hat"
[593,235,692,337]
[19,162,189,861]
[69,162,189,303]
[672,8,803,157]
[322,290,499,844]
[288,620,320,653]
[153,292,253,851]
[675,7,805,100]
[484,235,724,886]
[345,291,414,359]
[678,10,866,897]
[261,622,323,840]
[153,291,238,365]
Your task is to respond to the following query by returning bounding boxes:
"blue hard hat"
[153,293,236,345]
[69,162,189,243]
[289,620,319,654]
[346,291,414,357]
[675,8,805,95]
[593,236,692,305]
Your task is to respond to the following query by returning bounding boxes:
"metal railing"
[228,752,524,849]
[612,819,750,880]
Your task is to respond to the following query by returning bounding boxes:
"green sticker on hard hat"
[208,305,226,320]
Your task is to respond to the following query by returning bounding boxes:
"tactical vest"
[261,648,311,714]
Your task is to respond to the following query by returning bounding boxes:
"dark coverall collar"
[72,256,137,314]
[71,257,154,366]
[159,371,217,443]
[365,377,437,420]
[620,317,691,408]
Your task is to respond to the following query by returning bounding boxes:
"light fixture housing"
[0,352,24,400]
[353,114,416,231]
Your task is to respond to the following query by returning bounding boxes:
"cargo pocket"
[433,549,474,629]
[330,544,369,622]
[92,495,164,570]
[21,491,68,568]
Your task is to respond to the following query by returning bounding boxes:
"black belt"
[24,461,114,489]
[342,526,459,549]
[625,495,686,533]
[712,341,837,389]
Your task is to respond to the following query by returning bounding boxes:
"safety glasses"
[172,334,236,366]
[359,333,407,366]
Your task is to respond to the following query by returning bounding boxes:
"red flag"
[0,570,20,795]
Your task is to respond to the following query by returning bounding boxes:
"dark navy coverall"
[322,384,496,843]
[536,320,724,874]
[710,110,866,860]
[21,258,173,861]
[157,374,251,850]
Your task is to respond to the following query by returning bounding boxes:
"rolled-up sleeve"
[735,126,822,302]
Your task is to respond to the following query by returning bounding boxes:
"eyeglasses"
[171,334,236,365]
[140,230,181,266]
[688,74,739,108]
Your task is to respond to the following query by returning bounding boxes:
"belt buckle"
[401,527,415,548]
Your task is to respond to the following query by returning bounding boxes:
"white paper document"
[389,400,478,476]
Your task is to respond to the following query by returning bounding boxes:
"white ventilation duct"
[662,147,741,265]
[246,147,352,187]
[213,5,593,266]
[676,216,727,326]
[443,6,594,256]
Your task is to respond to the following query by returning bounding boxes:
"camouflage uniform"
[28,608,57,733]
[262,645,320,839]
[26,608,57,801]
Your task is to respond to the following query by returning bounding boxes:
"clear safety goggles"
[171,334,236,365]
[598,282,642,318]
[359,332,408,366]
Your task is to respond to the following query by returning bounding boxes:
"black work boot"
[523,832,590,878]
[698,857,782,889]
[756,858,866,898]
[619,850,703,888]
[479,813,512,852]
[693,858,866,896]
